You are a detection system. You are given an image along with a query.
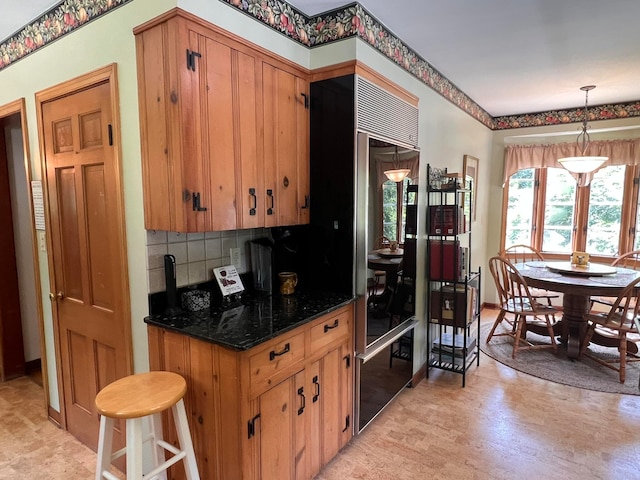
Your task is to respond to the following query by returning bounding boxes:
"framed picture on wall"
[463,154,479,221]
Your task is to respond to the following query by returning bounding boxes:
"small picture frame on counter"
[213,265,245,297]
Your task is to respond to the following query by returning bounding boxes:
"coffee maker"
[250,238,274,294]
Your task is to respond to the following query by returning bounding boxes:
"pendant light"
[558,85,608,174]
[384,146,410,183]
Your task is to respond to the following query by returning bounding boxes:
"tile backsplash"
[146,228,269,294]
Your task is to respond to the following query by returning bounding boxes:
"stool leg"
[96,415,114,480]
[172,399,200,480]
[126,417,144,479]
[149,413,168,480]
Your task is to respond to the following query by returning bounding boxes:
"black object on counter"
[163,254,182,316]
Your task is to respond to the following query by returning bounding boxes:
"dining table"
[515,260,640,359]
[367,249,404,308]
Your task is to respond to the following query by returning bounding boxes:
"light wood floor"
[2,309,639,479]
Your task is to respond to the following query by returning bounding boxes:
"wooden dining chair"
[487,256,559,358]
[591,249,640,311]
[501,244,559,306]
[580,275,640,383]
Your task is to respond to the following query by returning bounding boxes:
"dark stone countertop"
[144,289,355,351]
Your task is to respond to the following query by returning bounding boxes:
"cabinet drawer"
[310,310,350,354]
[249,332,305,395]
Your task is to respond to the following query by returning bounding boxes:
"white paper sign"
[213,265,245,296]
[31,180,46,230]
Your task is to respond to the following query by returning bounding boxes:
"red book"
[429,206,465,235]
[429,239,461,281]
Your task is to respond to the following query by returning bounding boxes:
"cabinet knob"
[283,176,289,188]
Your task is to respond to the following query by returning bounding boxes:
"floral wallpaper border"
[2,0,638,131]
[0,0,132,71]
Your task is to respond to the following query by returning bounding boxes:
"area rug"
[479,322,640,395]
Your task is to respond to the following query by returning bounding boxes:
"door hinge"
[186,49,202,71]
[192,192,207,212]
[634,177,639,186]
[343,354,351,368]
[108,124,113,146]
[247,413,261,439]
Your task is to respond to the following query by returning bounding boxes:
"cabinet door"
[201,36,239,231]
[263,63,310,227]
[258,370,306,480]
[136,20,207,232]
[319,341,353,464]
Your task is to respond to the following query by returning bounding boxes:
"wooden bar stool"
[95,371,200,480]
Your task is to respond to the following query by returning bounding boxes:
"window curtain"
[503,138,640,186]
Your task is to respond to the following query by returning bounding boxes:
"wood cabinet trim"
[310,60,418,107]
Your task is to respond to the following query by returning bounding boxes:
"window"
[503,165,639,257]
[541,168,575,253]
[504,169,535,246]
[381,177,412,242]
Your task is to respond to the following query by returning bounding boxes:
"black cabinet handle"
[301,194,309,209]
[269,343,290,360]
[249,188,257,216]
[301,92,309,108]
[297,387,306,415]
[267,189,274,215]
[324,319,339,333]
[312,375,320,403]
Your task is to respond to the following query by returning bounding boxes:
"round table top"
[515,261,640,296]
[372,248,404,258]
[368,253,403,272]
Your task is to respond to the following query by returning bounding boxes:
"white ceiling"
[288,0,640,117]
[3,0,640,117]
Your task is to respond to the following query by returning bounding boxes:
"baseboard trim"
[411,362,427,387]
[48,406,62,428]
[25,358,41,374]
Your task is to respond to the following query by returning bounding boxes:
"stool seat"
[95,371,199,480]
[96,371,187,419]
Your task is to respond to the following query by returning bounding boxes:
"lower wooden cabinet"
[147,303,353,480]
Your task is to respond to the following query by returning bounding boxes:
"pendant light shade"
[558,85,608,174]
[384,147,410,182]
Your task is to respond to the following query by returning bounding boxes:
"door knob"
[51,291,64,300]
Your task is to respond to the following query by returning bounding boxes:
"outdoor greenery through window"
[504,165,640,257]
[382,177,411,242]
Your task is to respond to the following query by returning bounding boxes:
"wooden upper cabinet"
[135,10,309,232]
[263,63,310,227]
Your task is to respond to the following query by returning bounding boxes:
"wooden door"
[263,64,310,227]
[41,78,130,449]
